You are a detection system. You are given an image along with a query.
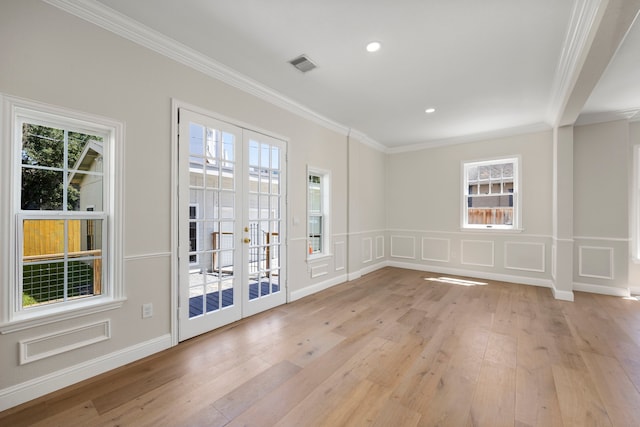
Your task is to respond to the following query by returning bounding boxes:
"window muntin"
[463,158,519,229]
[3,98,122,324]
[18,120,107,310]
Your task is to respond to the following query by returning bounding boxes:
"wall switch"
[142,303,153,319]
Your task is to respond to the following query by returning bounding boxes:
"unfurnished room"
[2,0,640,425]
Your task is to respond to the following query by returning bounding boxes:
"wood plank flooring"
[3,267,640,426]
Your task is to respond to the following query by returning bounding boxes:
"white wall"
[1,0,638,412]
[386,131,554,285]
[573,120,629,295]
[0,0,371,409]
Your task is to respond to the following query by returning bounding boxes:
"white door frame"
[170,99,288,345]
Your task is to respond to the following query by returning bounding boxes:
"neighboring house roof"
[69,140,103,185]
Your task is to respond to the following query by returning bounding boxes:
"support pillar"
[552,125,574,301]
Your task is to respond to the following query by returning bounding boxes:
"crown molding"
[386,122,552,154]
[576,108,640,125]
[546,0,604,126]
[347,129,388,153]
[42,0,363,141]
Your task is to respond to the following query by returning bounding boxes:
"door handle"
[243,237,251,244]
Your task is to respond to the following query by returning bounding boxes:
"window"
[307,168,330,257]
[462,157,520,230]
[2,96,123,326]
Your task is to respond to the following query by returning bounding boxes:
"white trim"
[551,244,557,280]
[124,252,172,261]
[42,0,373,149]
[551,287,575,302]
[546,0,604,125]
[578,245,614,280]
[289,274,348,301]
[375,236,385,259]
[19,319,111,365]
[334,241,346,271]
[421,237,451,263]
[576,108,640,126]
[388,228,549,238]
[362,237,373,264]
[0,299,124,335]
[0,333,172,412]
[387,123,550,154]
[1,94,125,328]
[461,156,521,231]
[310,264,329,279]
[573,281,630,297]
[387,260,553,289]
[307,166,331,259]
[390,235,416,259]
[573,235,630,242]
[504,241,546,273]
[629,287,640,296]
[461,239,495,267]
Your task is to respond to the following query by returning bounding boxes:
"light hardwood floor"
[3,267,640,426]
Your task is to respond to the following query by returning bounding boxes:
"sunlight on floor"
[425,276,488,286]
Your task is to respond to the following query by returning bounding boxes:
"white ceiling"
[53,0,640,150]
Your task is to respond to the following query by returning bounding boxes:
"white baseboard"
[388,260,554,289]
[630,286,640,296]
[0,333,172,412]
[289,274,348,302]
[573,282,630,298]
[551,287,575,302]
[359,261,389,277]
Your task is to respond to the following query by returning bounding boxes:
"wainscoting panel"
[19,320,111,365]
[390,235,416,259]
[461,240,494,267]
[421,237,450,263]
[578,246,614,279]
[551,244,557,280]
[310,263,329,279]
[504,242,545,272]
[362,237,373,264]
[376,236,385,259]
[334,241,345,271]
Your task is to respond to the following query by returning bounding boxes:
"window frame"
[461,156,522,231]
[307,166,331,260]
[1,95,124,331]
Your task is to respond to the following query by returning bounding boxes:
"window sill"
[0,298,126,334]
[307,253,333,263]
[461,227,524,233]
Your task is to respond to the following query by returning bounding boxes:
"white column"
[551,125,574,301]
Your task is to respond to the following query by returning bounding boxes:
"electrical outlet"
[142,303,153,319]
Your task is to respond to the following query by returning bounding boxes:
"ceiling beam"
[556,0,640,127]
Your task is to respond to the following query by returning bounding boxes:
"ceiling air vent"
[289,55,317,73]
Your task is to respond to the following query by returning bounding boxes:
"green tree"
[21,124,99,211]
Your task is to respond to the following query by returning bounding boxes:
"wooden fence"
[23,219,81,256]
[22,219,101,297]
[468,208,513,225]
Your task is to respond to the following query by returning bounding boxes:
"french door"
[178,109,286,341]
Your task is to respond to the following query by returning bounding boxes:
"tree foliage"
[21,124,99,211]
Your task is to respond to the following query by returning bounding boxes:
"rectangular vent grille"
[289,55,317,72]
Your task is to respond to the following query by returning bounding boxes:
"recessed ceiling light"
[425,108,436,114]
[366,41,381,52]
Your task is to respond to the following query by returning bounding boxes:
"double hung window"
[3,97,122,325]
[307,168,330,258]
[463,157,520,230]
